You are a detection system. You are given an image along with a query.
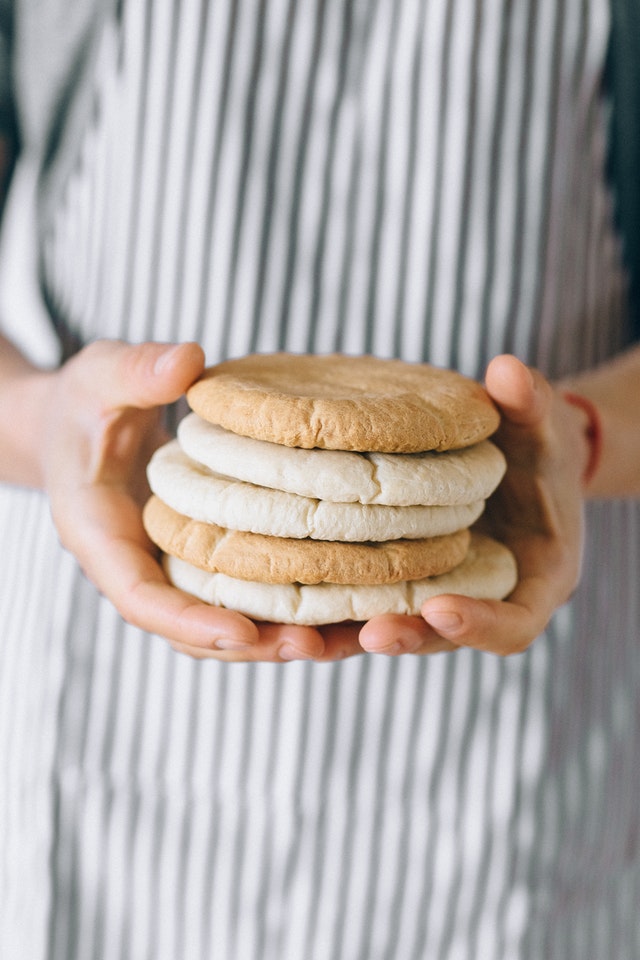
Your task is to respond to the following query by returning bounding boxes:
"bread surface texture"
[186,353,500,452]
[177,413,507,506]
[164,533,518,624]
[143,496,472,585]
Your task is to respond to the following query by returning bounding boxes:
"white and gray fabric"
[1,1,639,958]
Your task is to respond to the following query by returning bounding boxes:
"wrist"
[0,362,55,489]
[559,390,603,491]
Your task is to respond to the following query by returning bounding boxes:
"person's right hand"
[26,339,358,663]
[359,355,591,657]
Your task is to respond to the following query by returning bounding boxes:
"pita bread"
[147,441,486,541]
[177,414,507,506]
[186,353,500,452]
[163,533,518,625]
[143,495,471,585]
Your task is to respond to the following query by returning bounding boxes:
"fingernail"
[278,644,314,661]
[154,344,181,375]
[423,611,463,636]
[215,636,254,651]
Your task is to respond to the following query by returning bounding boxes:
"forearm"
[0,334,52,488]
[559,343,640,499]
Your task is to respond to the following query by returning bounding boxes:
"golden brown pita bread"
[186,353,500,452]
[143,495,471,585]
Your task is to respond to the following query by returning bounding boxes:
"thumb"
[484,354,552,429]
[77,339,206,410]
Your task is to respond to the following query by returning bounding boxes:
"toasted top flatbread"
[177,413,506,506]
[143,495,471,585]
[163,533,518,625]
[186,353,500,452]
[146,441,486,541]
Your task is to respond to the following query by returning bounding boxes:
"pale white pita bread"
[163,534,518,625]
[177,413,507,506]
[147,441,486,541]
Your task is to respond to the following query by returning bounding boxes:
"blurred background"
[0,159,58,366]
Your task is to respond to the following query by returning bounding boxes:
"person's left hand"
[335,354,593,659]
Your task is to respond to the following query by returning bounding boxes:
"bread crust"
[143,495,472,585]
[186,353,500,452]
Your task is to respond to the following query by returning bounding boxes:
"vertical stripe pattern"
[39,0,631,374]
[2,1,639,958]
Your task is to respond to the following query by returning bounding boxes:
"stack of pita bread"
[143,353,517,625]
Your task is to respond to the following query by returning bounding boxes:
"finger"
[101,543,261,652]
[70,339,206,410]
[421,575,556,656]
[255,623,326,660]
[175,622,367,664]
[57,484,260,651]
[61,483,338,661]
[94,543,331,662]
[359,614,457,655]
[169,623,327,662]
[485,354,551,428]
[315,622,366,662]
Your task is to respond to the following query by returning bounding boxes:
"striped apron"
[1,0,639,957]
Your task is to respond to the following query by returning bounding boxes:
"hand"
[358,355,591,656]
[35,339,345,662]
[31,346,591,663]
